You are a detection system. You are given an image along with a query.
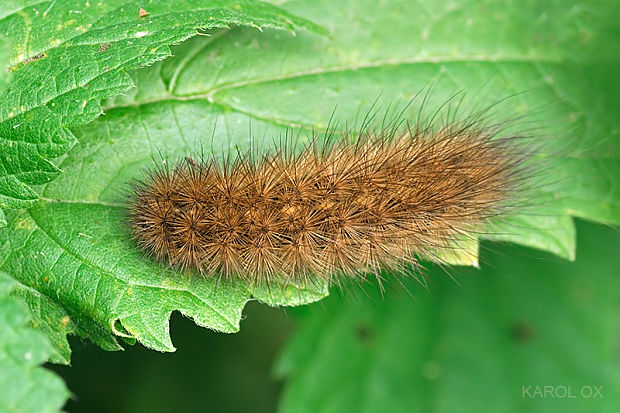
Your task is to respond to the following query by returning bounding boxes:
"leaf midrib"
[95,56,568,135]
[104,54,565,111]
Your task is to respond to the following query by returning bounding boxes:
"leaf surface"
[0,271,69,413]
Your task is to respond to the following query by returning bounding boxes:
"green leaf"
[1,0,618,362]
[275,219,620,412]
[0,271,69,412]
[10,278,122,364]
[0,0,326,211]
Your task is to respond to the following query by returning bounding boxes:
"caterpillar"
[128,112,526,287]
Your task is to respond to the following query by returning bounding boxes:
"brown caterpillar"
[127,111,526,287]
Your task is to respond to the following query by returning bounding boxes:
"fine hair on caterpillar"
[127,95,536,290]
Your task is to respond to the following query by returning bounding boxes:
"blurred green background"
[51,219,619,412]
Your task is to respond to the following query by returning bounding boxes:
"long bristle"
[128,120,524,286]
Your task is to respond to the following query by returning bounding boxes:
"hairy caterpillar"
[127,106,527,287]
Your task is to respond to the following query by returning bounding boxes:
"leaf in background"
[0,271,69,412]
[1,0,618,362]
[106,0,620,258]
[0,0,326,211]
[275,220,620,413]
